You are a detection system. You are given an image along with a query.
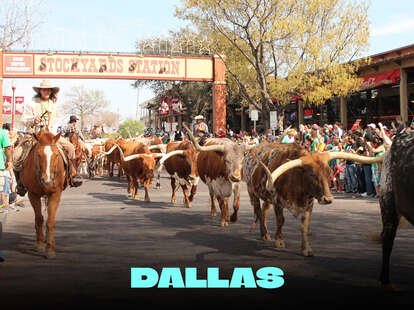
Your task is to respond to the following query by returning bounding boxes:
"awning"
[360,68,400,90]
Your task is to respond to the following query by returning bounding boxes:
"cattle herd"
[80,128,414,287]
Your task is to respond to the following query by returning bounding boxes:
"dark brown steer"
[379,131,414,286]
[157,140,199,207]
[244,143,383,256]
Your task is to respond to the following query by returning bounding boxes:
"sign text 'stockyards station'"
[0,50,227,132]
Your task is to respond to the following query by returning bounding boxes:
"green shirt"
[0,129,12,170]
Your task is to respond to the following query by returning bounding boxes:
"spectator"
[0,127,13,213]
[367,137,385,198]
[173,127,184,141]
[281,129,296,143]
[344,135,359,196]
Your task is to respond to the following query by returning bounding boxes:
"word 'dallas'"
[131,267,284,289]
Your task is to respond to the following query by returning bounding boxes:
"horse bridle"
[35,143,60,188]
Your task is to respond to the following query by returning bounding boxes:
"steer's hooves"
[262,234,271,241]
[274,239,286,248]
[302,248,314,257]
[220,221,229,227]
[36,244,45,253]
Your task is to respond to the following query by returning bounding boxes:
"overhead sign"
[2,52,214,81]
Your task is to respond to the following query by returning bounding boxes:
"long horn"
[149,144,167,153]
[100,144,118,156]
[157,150,186,173]
[160,150,185,165]
[123,153,154,162]
[183,124,225,153]
[327,152,385,164]
[260,159,303,191]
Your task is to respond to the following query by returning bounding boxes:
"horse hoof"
[46,251,56,259]
[36,244,45,253]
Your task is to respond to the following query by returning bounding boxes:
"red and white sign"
[171,98,181,114]
[3,96,24,115]
[160,98,169,115]
[360,69,400,90]
[160,97,181,115]
[3,54,33,75]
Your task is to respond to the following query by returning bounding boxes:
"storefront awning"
[360,68,400,90]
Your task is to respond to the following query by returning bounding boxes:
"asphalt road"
[0,171,413,307]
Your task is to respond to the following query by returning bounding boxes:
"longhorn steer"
[116,141,163,202]
[135,136,165,189]
[104,138,125,178]
[245,143,383,256]
[88,144,106,178]
[185,125,250,227]
[379,131,414,286]
[157,140,199,207]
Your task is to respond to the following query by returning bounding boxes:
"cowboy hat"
[195,115,204,120]
[69,115,79,122]
[33,80,60,94]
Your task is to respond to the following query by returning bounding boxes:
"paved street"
[0,171,413,307]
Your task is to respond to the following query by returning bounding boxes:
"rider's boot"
[69,159,82,187]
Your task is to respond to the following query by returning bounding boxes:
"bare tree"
[62,85,110,130]
[0,0,46,49]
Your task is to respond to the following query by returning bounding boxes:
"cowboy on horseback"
[13,80,83,196]
[63,115,87,145]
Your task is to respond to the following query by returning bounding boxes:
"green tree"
[119,120,144,138]
[176,0,370,129]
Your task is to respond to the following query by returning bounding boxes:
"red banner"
[159,97,181,115]
[360,69,400,90]
[2,96,24,115]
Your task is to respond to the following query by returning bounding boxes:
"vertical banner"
[2,96,24,115]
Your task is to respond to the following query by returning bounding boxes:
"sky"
[2,0,414,126]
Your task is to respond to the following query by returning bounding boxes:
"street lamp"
[11,80,16,130]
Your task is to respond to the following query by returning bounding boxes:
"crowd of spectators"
[156,116,412,200]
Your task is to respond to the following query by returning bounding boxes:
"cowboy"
[193,115,208,137]
[193,115,209,146]
[63,115,85,141]
[13,80,82,196]
[91,124,101,139]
